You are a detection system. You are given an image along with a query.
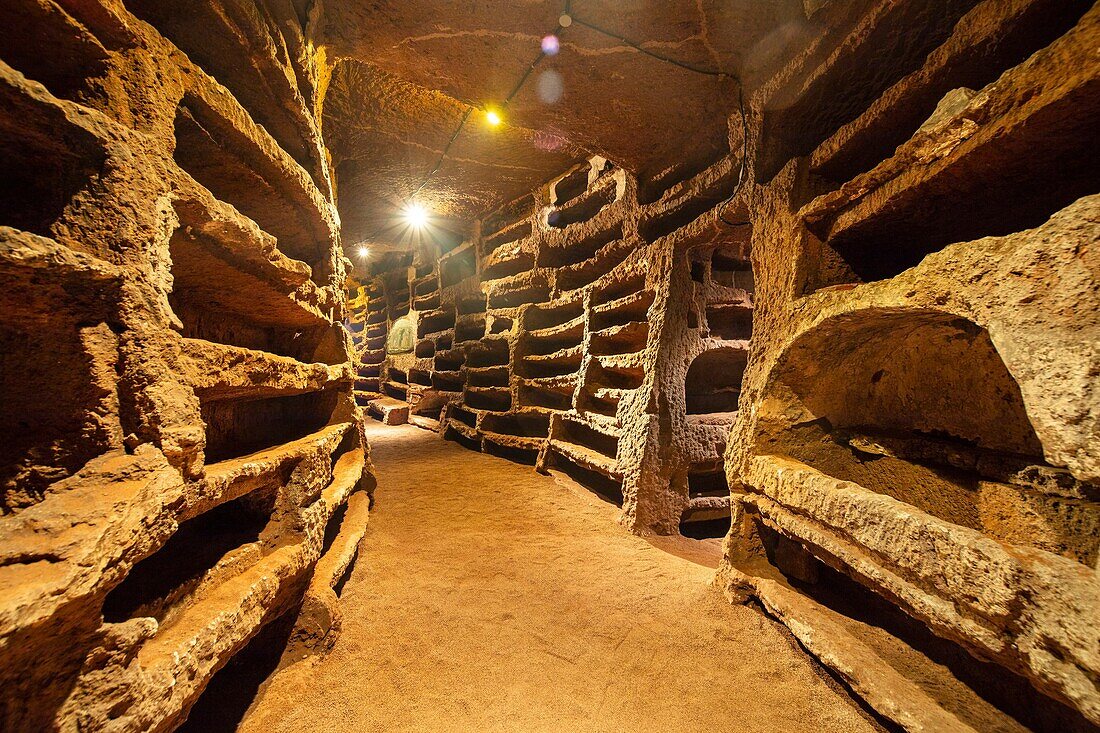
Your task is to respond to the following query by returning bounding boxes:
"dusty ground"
[240,423,883,733]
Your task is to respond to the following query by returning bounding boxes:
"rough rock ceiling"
[324,61,582,251]
[321,0,806,253]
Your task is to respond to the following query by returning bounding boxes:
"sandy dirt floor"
[239,423,884,733]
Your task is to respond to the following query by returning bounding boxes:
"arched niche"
[386,315,415,354]
[755,308,1097,564]
[685,347,748,415]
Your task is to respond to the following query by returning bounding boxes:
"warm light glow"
[485,109,502,127]
[404,203,428,228]
[357,246,370,258]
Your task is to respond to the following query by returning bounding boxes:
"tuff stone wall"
[2,0,1097,731]
[353,152,756,538]
[351,0,1100,729]
[719,0,1100,729]
[0,1,373,730]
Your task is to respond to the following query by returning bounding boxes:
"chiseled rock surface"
[0,2,373,730]
[717,1,1099,726]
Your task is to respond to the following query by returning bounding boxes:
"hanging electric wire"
[355,3,751,254]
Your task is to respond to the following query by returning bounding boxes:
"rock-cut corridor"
[1,0,1097,731]
[231,424,881,733]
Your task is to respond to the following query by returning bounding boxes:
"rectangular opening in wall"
[466,338,509,368]
[755,0,983,183]
[685,348,746,415]
[174,598,301,733]
[434,349,464,372]
[173,99,327,275]
[201,389,338,464]
[589,360,644,391]
[541,223,623,269]
[817,76,1100,285]
[519,348,582,379]
[383,381,407,400]
[414,277,438,298]
[706,304,753,341]
[0,80,105,237]
[101,485,277,625]
[594,271,646,307]
[440,245,476,287]
[556,240,635,293]
[432,370,464,392]
[558,419,618,460]
[526,299,584,332]
[455,317,486,343]
[481,411,550,439]
[582,390,620,418]
[414,292,441,311]
[751,521,1096,733]
[464,387,511,412]
[638,146,728,205]
[811,0,1094,187]
[0,1,110,103]
[408,369,432,387]
[483,439,539,465]
[523,328,583,358]
[590,291,654,332]
[482,250,535,281]
[590,322,649,357]
[552,165,590,206]
[711,249,754,292]
[688,468,729,498]
[444,423,481,452]
[170,226,341,364]
[482,221,532,258]
[546,451,623,506]
[680,509,731,540]
[467,367,509,388]
[448,405,477,429]
[127,0,323,190]
[390,301,411,320]
[418,309,456,339]
[638,168,734,242]
[519,383,572,412]
[488,279,552,309]
[548,181,616,229]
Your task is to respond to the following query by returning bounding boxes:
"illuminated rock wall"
[0,1,373,730]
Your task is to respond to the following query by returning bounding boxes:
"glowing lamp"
[404,203,428,228]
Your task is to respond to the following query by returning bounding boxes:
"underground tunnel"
[0,1,1097,731]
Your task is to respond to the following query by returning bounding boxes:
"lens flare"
[404,203,428,228]
[357,246,370,258]
[536,69,563,104]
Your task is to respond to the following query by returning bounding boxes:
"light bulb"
[486,109,502,127]
[404,203,428,228]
